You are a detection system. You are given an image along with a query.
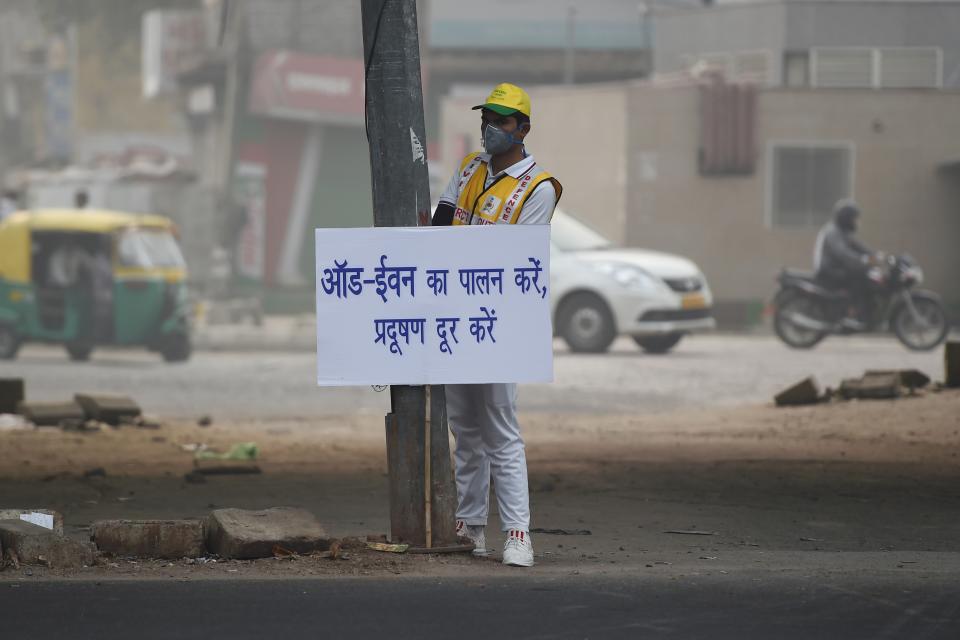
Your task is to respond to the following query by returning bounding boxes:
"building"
[439,0,960,325]
[653,0,960,90]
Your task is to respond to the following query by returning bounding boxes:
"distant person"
[813,199,877,322]
[47,239,90,288]
[74,190,89,209]
[89,236,114,342]
[0,190,20,221]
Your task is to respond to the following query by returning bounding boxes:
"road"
[2,334,944,419]
[2,575,958,640]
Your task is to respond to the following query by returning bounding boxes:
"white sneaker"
[502,529,534,567]
[456,520,489,556]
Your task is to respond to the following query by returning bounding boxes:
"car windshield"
[117,228,186,269]
[551,209,612,252]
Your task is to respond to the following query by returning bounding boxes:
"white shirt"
[439,151,556,225]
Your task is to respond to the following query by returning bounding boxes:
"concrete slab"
[206,507,330,559]
[0,519,94,568]
[92,520,206,559]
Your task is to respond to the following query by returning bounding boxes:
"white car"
[550,209,715,353]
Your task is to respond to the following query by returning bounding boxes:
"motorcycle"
[772,254,949,351]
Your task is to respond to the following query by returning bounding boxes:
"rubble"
[0,520,94,569]
[839,371,902,400]
[206,507,331,559]
[0,414,32,431]
[0,378,24,414]
[777,368,935,406]
[92,520,206,559]
[16,401,84,426]
[74,393,141,426]
[947,341,960,388]
[0,509,63,534]
[192,459,262,475]
[774,377,821,407]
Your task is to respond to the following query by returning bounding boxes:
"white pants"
[446,383,530,532]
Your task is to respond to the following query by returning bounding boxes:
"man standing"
[433,83,562,567]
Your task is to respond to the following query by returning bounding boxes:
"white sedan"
[550,209,715,353]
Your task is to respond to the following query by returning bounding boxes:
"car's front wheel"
[633,332,683,354]
[558,292,617,353]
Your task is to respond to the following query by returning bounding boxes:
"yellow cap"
[472,83,531,118]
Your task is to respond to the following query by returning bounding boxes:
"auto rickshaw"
[0,209,192,362]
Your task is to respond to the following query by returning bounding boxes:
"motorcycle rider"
[813,199,877,326]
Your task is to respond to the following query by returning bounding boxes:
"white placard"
[316,225,553,386]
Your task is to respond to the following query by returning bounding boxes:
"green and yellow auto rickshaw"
[0,209,192,362]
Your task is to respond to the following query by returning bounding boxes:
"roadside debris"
[192,459,261,476]
[774,377,821,407]
[0,509,62,534]
[205,507,331,559]
[0,378,25,414]
[664,530,717,536]
[195,442,258,461]
[189,442,261,475]
[530,527,592,536]
[366,542,410,553]
[16,401,85,426]
[92,519,206,559]
[946,341,960,388]
[0,520,95,569]
[775,368,935,407]
[0,414,31,431]
[73,393,141,426]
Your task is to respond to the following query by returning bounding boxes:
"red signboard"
[248,51,365,124]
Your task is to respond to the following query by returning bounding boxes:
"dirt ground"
[1,389,959,581]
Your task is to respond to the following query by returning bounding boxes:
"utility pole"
[360,0,458,549]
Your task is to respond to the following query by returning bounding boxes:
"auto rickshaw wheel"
[66,342,94,362]
[160,332,191,363]
[0,324,21,360]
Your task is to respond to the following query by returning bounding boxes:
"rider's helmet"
[833,199,860,232]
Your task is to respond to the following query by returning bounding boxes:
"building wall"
[439,83,628,244]
[653,1,960,88]
[785,1,960,85]
[653,2,788,81]
[625,84,960,314]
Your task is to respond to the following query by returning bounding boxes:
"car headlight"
[589,262,662,293]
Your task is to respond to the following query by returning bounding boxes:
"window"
[769,144,854,228]
[812,47,942,89]
[550,209,612,252]
[812,48,874,88]
[117,228,186,268]
[783,52,809,88]
[878,48,942,89]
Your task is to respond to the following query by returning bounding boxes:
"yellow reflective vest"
[451,153,563,226]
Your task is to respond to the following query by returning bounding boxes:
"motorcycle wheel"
[773,291,827,349]
[892,295,949,351]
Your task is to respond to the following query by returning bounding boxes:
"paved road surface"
[2,334,943,419]
[2,575,958,640]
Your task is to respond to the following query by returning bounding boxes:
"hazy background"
[1,0,957,326]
